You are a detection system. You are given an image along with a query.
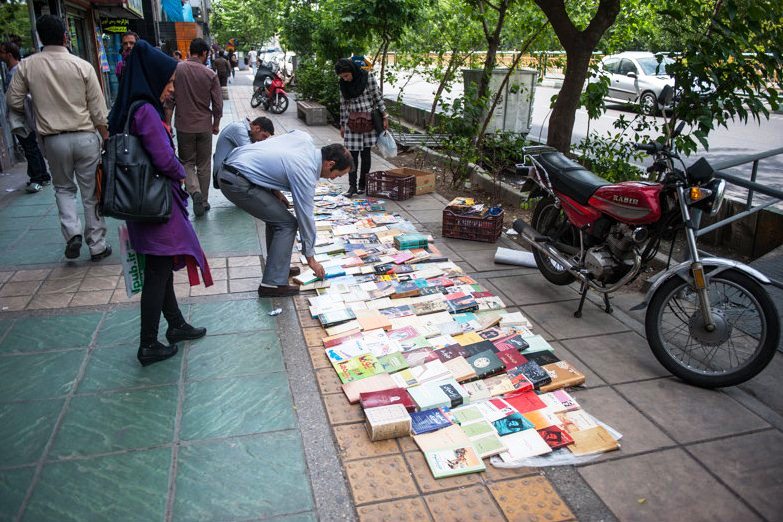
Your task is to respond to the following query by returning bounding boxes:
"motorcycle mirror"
[658,85,674,105]
[673,120,686,138]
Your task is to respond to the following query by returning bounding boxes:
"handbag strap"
[123,100,151,134]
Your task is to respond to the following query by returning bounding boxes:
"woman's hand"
[383,115,389,130]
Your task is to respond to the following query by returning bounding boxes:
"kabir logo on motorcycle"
[612,195,639,205]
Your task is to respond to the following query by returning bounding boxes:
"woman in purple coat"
[108,40,212,366]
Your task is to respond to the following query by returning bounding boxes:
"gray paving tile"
[489,273,580,305]
[579,448,761,521]
[572,386,675,457]
[397,195,446,211]
[616,378,770,444]
[560,331,671,384]
[548,341,606,388]
[688,429,783,521]
[405,208,444,223]
[521,300,630,340]
[458,249,524,273]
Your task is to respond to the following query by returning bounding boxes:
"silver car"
[594,51,674,115]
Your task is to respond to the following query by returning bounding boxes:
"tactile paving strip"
[424,485,505,521]
[482,462,539,483]
[357,497,432,521]
[488,476,576,522]
[345,455,418,505]
[303,327,327,347]
[333,423,400,461]
[296,307,321,328]
[316,368,344,395]
[397,435,419,453]
[323,393,365,425]
[403,450,483,494]
[308,345,332,370]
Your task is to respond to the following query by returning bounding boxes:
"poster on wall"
[162,0,194,22]
[95,26,110,73]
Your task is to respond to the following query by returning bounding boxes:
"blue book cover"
[493,412,535,436]
[410,408,452,435]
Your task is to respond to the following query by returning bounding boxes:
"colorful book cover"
[331,353,383,384]
[413,299,449,316]
[497,349,528,369]
[505,368,535,394]
[493,412,535,436]
[518,361,552,389]
[378,305,416,319]
[410,408,453,435]
[504,391,547,414]
[492,334,530,353]
[538,390,580,413]
[378,352,409,373]
[434,344,469,362]
[424,445,485,478]
[537,425,574,449]
[360,387,417,412]
[466,350,506,380]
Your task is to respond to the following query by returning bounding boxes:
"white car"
[593,51,674,115]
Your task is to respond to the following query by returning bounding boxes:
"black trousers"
[140,255,185,345]
[16,132,50,184]
[349,147,372,189]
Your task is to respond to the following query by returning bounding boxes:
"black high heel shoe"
[137,341,179,367]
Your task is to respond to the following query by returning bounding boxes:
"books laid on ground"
[295,187,618,479]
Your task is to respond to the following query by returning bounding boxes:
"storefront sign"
[100,17,130,34]
[126,0,143,18]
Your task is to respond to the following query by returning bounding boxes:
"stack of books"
[293,185,621,479]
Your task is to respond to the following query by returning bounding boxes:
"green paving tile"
[173,431,313,521]
[0,350,84,400]
[188,299,275,336]
[0,216,39,231]
[0,467,35,522]
[25,447,170,521]
[0,313,102,353]
[0,399,63,467]
[96,308,139,347]
[78,343,181,392]
[180,372,295,441]
[0,243,65,266]
[10,228,61,244]
[186,332,283,381]
[29,215,64,229]
[51,386,178,457]
[0,204,52,218]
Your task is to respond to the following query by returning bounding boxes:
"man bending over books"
[217,130,353,297]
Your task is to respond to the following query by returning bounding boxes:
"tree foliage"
[0,0,32,51]
[211,0,281,50]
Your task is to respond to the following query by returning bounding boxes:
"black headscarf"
[335,58,368,100]
[108,40,178,135]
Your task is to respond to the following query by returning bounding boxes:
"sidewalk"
[0,70,780,521]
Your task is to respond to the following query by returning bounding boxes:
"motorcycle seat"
[536,152,610,205]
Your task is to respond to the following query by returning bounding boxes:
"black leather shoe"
[166,323,207,344]
[357,185,366,194]
[137,341,179,367]
[192,192,206,217]
[342,187,358,198]
[90,245,112,262]
[258,284,300,297]
[65,235,82,259]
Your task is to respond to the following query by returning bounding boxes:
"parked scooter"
[512,87,779,388]
[250,61,289,113]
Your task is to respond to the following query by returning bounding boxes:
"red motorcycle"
[512,122,779,388]
[250,62,289,113]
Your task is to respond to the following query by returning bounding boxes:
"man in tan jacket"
[6,15,111,261]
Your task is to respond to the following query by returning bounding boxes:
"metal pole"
[746,159,758,209]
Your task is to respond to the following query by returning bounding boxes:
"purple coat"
[127,103,211,284]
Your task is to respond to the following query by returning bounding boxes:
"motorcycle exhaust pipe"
[512,219,577,273]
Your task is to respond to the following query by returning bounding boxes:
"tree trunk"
[379,38,390,94]
[428,51,460,127]
[547,49,591,152]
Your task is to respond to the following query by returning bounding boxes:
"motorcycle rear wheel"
[250,89,264,108]
[645,269,779,388]
[531,197,577,285]
[269,93,289,114]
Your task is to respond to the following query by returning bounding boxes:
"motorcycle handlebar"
[633,142,663,154]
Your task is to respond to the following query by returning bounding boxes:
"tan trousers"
[177,130,213,203]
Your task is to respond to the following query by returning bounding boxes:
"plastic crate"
[442,208,504,243]
[366,171,416,201]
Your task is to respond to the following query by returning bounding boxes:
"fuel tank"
[588,182,663,224]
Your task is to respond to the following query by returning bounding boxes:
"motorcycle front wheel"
[269,93,289,114]
[645,269,779,388]
[531,197,577,285]
[250,89,264,108]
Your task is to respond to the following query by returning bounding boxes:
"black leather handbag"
[371,107,384,134]
[100,100,172,223]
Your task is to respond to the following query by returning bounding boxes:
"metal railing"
[696,146,783,237]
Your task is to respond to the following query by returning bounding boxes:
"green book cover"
[424,445,486,478]
[452,405,484,425]
[378,352,409,373]
[331,354,382,384]
[460,420,495,438]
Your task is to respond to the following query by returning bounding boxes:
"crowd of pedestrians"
[2,17,356,367]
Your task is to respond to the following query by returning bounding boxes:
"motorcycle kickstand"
[574,283,588,318]
[602,292,613,314]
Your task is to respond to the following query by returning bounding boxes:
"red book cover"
[538,425,574,449]
[323,332,363,348]
[434,344,469,362]
[493,334,530,353]
[506,368,534,394]
[497,349,528,369]
[360,388,417,412]
[471,291,494,299]
[445,292,467,302]
[504,391,547,414]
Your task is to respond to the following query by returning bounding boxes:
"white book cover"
[499,429,553,462]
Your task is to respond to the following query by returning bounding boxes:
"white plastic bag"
[119,225,145,298]
[376,130,397,158]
